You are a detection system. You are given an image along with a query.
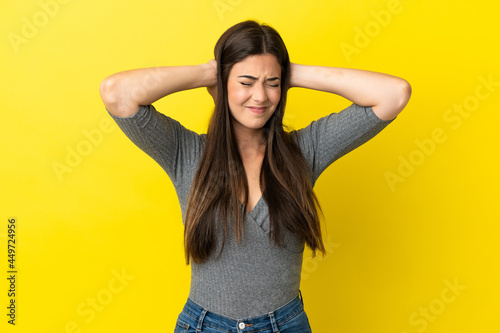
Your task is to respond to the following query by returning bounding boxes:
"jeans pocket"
[278,309,312,333]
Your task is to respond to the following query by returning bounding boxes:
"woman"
[100,20,410,333]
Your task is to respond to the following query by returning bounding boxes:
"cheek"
[270,91,282,106]
[228,85,247,105]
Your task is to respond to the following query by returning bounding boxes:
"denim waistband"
[180,291,305,332]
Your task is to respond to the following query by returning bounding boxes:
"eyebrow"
[237,75,280,81]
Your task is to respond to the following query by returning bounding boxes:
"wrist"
[289,62,298,88]
[201,61,217,88]
[289,64,340,92]
[289,63,311,89]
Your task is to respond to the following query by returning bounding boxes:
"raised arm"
[99,61,217,117]
[290,63,411,121]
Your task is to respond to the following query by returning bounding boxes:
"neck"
[232,121,267,157]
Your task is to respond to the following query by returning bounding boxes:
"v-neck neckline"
[243,195,264,215]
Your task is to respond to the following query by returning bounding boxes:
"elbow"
[387,78,412,119]
[373,78,411,121]
[99,75,138,117]
[99,76,118,108]
[399,79,412,110]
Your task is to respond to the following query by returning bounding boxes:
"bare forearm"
[290,64,411,120]
[100,63,216,117]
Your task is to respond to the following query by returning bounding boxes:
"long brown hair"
[184,20,326,264]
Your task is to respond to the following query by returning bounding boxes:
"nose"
[252,84,268,103]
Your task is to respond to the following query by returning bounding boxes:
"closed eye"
[240,82,279,88]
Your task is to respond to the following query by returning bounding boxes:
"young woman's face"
[227,54,282,132]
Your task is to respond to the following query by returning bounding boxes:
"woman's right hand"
[206,59,218,103]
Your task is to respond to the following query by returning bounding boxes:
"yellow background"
[1,0,498,332]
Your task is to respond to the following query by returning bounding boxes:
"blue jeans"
[174,291,312,332]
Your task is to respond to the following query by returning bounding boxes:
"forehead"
[230,54,281,77]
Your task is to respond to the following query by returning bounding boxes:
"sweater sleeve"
[106,104,205,185]
[294,103,395,185]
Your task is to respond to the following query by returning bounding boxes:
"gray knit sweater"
[108,103,394,319]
